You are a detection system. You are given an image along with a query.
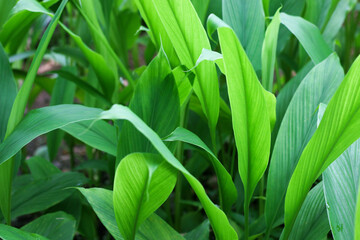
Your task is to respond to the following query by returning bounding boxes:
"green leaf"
[0,224,48,240]
[217,21,271,223]
[282,55,360,239]
[0,104,237,238]
[10,172,87,219]
[319,104,360,239]
[271,62,314,143]
[266,54,344,232]
[47,67,77,161]
[289,182,329,239]
[26,156,61,179]
[150,0,220,145]
[61,120,117,156]
[59,24,116,99]
[163,127,237,213]
[280,12,332,64]
[0,0,68,224]
[78,188,184,240]
[190,0,210,24]
[355,184,360,240]
[0,43,17,142]
[184,220,210,240]
[113,153,177,240]
[133,0,180,66]
[322,0,357,41]
[261,8,281,91]
[117,49,179,162]
[223,0,265,72]
[0,0,17,30]
[21,211,76,240]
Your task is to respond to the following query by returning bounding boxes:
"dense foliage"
[0,0,360,239]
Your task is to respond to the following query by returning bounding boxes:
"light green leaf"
[163,127,237,213]
[78,188,184,240]
[151,0,220,145]
[319,104,360,239]
[0,224,48,240]
[117,49,179,162]
[223,0,265,72]
[191,0,210,24]
[266,54,343,233]
[113,153,177,240]
[217,22,271,235]
[261,8,281,91]
[280,12,332,64]
[282,55,360,239]
[21,211,76,240]
[0,104,237,239]
[133,0,180,66]
[0,0,68,224]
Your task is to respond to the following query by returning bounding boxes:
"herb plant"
[0,0,360,239]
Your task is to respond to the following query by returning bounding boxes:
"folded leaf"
[113,153,177,240]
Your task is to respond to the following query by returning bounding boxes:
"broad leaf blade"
[151,0,220,144]
[163,127,237,213]
[282,55,360,239]
[266,54,344,231]
[113,153,177,240]
[218,23,271,212]
[319,104,360,239]
[280,12,332,64]
[21,211,76,240]
[289,182,329,240]
[223,0,265,72]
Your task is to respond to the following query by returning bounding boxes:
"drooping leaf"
[21,211,76,240]
[217,20,271,223]
[0,0,68,224]
[282,55,360,239]
[266,54,343,232]
[61,120,117,156]
[163,127,237,212]
[223,0,265,72]
[0,104,237,238]
[113,153,177,240]
[280,12,332,64]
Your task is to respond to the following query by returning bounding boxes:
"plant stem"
[244,197,250,240]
